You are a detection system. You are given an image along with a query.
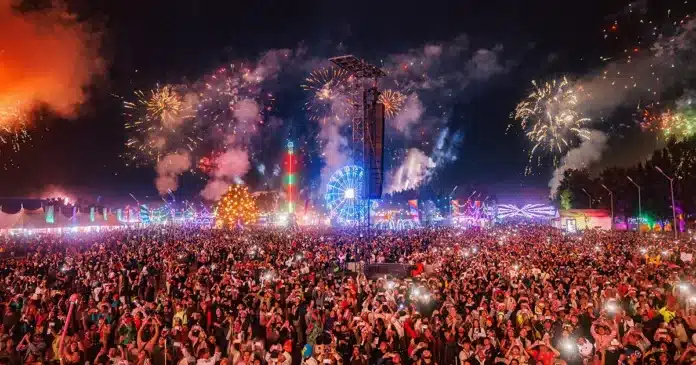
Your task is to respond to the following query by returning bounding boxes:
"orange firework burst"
[122,84,199,164]
[0,0,102,157]
[0,102,30,151]
[378,90,406,118]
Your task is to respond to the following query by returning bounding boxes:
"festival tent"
[0,206,125,231]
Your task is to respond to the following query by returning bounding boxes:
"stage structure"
[330,55,386,227]
[496,204,557,220]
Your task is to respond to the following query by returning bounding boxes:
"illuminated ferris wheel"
[324,165,367,221]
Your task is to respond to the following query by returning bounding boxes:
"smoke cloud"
[200,147,251,201]
[378,35,511,192]
[318,121,349,190]
[0,0,103,119]
[549,130,609,196]
[213,148,251,178]
[200,179,231,202]
[385,148,436,194]
[468,47,505,80]
[233,99,261,121]
[390,94,424,134]
[576,19,696,117]
[154,152,191,195]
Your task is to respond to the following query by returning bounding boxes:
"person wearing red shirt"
[526,341,560,365]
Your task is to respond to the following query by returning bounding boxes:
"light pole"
[582,188,592,208]
[601,184,614,230]
[627,176,642,234]
[655,166,678,238]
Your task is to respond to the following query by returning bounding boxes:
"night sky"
[0,0,678,204]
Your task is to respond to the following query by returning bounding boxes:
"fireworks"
[124,85,187,127]
[145,85,185,125]
[197,151,222,174]
[196,64,273,138]
[122,84,199,164]
[301,67,353,121]
[599,2,695,96]
[639,98,696,140]
[513,77,591,166]
[0,103,31,152]
[215,184,259,226]
[643,108,696,140]
[378,90,406,119]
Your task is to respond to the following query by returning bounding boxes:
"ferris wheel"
[324,165,367,221]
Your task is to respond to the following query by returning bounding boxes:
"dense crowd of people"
[0,225,695,365]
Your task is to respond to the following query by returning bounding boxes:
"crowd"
[0,225,695,365]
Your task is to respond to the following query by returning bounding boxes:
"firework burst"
[197,151,223,174]
[196,64,273,139]
[639,99,696,140]
[655,109,696,140]
[0,102,31,152]
[301,67,353,121]
[145,85,185,125]
[378,89,406,119]
[513,77,591,167]
[122,84,198,164]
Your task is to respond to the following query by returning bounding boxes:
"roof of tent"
[0,206,125,230]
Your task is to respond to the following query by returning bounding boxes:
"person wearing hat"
[591,318,618,353]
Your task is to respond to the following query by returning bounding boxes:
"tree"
[556,136,696,223]
[560,190,572,210]
[215,185,259,227]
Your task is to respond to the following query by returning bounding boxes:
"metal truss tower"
[330,55,386,229]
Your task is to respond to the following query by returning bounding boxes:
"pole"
[610,192,614,229]
[582,188,592,209]
[656,166,678,238]
[601,184,614,230]
[638,187,642,234]
[627,176,642,235]
[670,178,677,238]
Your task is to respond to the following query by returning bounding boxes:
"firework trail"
[301,67,353,121]
[512,77,592,170]
[588,1,696,109]
[378,89,406,119]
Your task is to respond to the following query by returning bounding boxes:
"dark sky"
[0,0,634,203]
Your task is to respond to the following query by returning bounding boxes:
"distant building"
[553,209,612,232]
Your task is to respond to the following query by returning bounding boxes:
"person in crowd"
[0,225,694,365]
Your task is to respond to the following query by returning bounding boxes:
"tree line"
[555,137,696,223]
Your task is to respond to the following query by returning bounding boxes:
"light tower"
[285,140,296,214]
